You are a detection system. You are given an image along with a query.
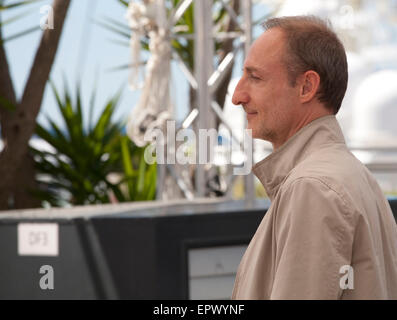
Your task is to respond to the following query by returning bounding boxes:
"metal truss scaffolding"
[156,0,255,203]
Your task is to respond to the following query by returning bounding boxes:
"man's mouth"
[245,110,258,120]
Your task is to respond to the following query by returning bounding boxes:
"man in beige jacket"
[231,15,397,299]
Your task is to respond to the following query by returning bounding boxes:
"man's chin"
[250,130,263,140]
[247,125,260,138]
[250,128,273,143]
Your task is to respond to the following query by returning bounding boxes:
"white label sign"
[18,223,59,256]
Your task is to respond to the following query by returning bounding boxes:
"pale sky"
[2,0,182,131]
[2,0,272,133]
[4,0,396,139]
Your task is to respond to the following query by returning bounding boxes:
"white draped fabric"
[125,0,173,147]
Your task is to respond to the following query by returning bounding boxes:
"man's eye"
[249,74,261,81]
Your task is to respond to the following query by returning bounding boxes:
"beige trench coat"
[232,115,397,299]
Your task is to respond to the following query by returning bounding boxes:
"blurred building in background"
[222,0,397,196]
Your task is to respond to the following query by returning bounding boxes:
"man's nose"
[232,79,249,106]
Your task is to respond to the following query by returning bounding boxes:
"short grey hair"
[262,15,348,114]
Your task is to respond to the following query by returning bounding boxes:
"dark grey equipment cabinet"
[0,198,396,300]
[0,200,267,299]
[0,218,100,299]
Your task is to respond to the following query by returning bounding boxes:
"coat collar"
[252,115,346,200]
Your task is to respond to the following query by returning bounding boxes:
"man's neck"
[272,107,334,150]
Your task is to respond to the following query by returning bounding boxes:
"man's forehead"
[244,28,285,69]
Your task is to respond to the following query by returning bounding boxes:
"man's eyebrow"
[243,66,264,74]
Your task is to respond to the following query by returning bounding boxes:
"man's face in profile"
[232,28,301,147]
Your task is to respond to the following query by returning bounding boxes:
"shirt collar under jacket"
[252,115,346,201]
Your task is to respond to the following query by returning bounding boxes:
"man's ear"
[299,70,321,104]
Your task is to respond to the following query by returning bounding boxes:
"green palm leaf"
[31,80,157,207]
[0,0,44,11]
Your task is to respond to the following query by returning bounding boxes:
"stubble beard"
[251,122,277,144]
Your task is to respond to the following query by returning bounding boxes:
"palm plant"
[30,81,156,207]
